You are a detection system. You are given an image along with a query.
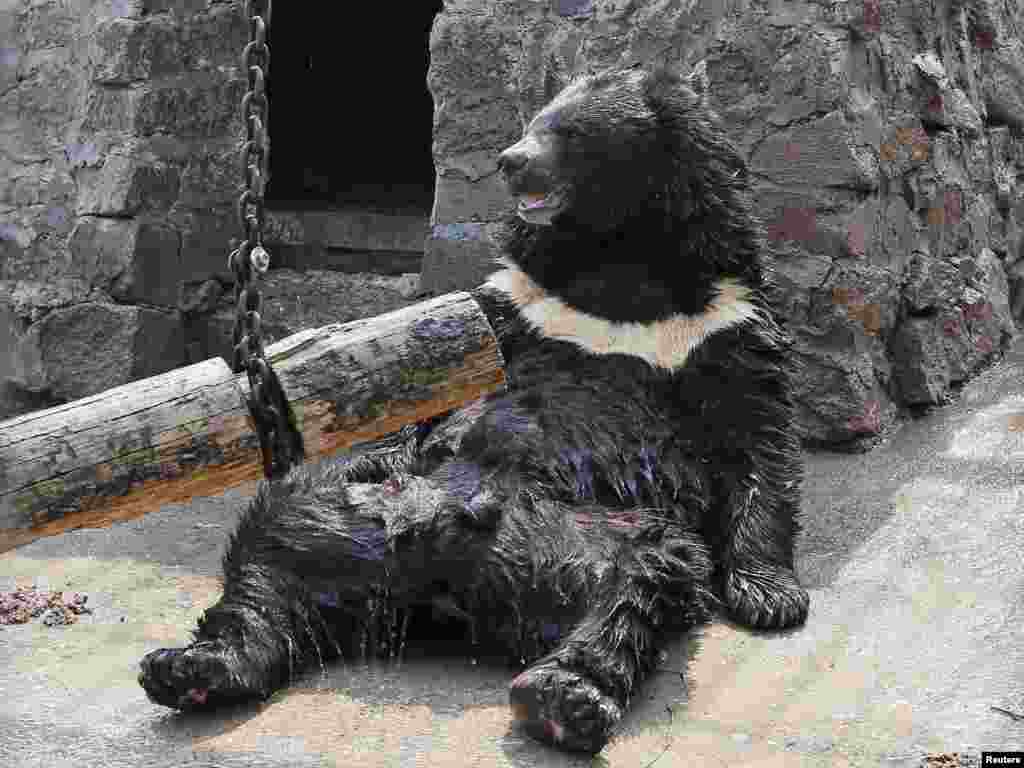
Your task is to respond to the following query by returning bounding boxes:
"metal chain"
[228,0,304,480]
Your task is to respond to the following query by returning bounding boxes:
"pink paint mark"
[976,335,995,354]
[943,317,962,337]
[963,302,993,322]
[768,207,817,244]
[187,688,209,705]
[544,719,567,744]
[159,462,182,480]
[784,141,801,162]
[847,220,867,256]
[607,510,641,530]
[975,29,995,50]
[847,400,882,434]
[944,190,962,225]
[863,0,881,33]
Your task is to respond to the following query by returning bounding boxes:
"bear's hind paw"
[139,643,252,710]
[509,659,622,754]
[724,564,809,630]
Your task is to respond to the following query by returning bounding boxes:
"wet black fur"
[139,67,808,754]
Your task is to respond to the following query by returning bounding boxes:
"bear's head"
[497,64,746,232]
[494,64,764,324]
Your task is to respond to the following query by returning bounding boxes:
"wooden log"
[0,291,506,553]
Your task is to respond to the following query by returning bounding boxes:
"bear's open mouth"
[516,188,566,219]
[518,192,552,210]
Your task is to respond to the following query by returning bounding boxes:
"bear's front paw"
[509,659,622,754]
[139,643,252,710]
[724,563,809,630]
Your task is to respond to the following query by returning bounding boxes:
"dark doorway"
[265,3,443,214]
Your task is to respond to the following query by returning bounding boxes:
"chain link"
[229,0,304,480]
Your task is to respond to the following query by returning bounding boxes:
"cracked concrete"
[2,338,1024,767]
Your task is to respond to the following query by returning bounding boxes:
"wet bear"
[139,64,809,754]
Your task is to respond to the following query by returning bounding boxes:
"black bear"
[139,65,809,754]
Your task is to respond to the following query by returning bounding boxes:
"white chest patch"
[486,259,762,370]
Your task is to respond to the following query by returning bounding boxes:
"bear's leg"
[139,456,491,710]
[508,520,713,754]
[716,482,809,630]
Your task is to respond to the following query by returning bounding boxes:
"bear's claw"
[724,563,809,630]
[138,644,247,710]
[509,659,622,754]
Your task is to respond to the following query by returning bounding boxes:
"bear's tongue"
[521,193,547,210]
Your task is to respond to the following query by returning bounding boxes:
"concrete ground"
[2,342,1024,768]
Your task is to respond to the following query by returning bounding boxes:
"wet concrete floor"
[2,341,1023,767]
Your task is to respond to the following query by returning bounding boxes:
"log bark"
[0,291,505,552]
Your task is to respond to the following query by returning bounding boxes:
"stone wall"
[424,0,1024,446]
[0,0,245,417]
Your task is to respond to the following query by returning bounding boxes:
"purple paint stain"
[348,526,387,561]
[623,473,638,498]
[414,317,463,341]
[46,207,69,230]
[491,403,533,435]
[541,622,562,643]
[159,462,182,480]
[561,448,594,498]
[555,0,593,17]
[431,223,484,242]
[313,591,340,608]
[638,445,656,485]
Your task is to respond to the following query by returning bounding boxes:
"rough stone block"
[889,316,954,405]
[868,195,922,272]
[134,75,246,139]
[179,148,239,209]
[968,247,1016,342]
[985,39,1024,130]
[903,253,965,314]
[7,301,184,403]
[93,5,245,84]
[751,111,879,191]
[263,209,430,255]
[432,171,511,225]
[75,151,180,215]
[174,207,236,285]
[420,222,504,294]
[91,18,151,84]
[69,216,182,307]
[82,86,140,134]
[789,335,896,444]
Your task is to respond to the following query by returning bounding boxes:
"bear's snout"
[497,146,530,179]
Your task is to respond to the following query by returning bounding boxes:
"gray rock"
[68,216,182,307]
[421,222,504,295]
[5,301,183,402]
